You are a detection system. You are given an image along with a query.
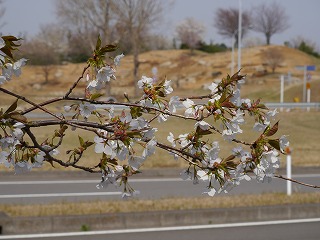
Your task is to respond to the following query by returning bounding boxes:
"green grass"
[1,192,319,217]
[1,110,319,172]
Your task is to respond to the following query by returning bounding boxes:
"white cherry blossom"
[0,75,6,84]
[169,96,180,113]
[96,66,115,83]
[203,187,216,197]
[128,156,145,170]
[79,102,96,118]
[182,98,196,117]
[279,135,290,153]
[208,82,218,93]
[137,76,153,89]
[142,139,157,158]
[195,120,211,130]
[163,80,173,95]
[167,132,176,147]
[114,53,124,66]
[64,105,72,112]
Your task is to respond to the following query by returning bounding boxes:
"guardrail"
[265,102,320,110]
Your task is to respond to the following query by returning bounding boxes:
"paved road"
[1,218,320,240]
[0,174,319,204]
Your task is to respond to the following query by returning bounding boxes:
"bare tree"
[56,0,119,97]
[176,17,206,54]
[0,0,5,29]
[56,0,166,97]
[20,24,63,84]
[113,0,164,97]
[252,2,289,45]
[55,0,118,48]
[214,7,251,47]
[261,47,284,73]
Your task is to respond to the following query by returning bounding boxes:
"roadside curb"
[1,203,320,235]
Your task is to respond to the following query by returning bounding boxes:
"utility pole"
[238,0,242,72]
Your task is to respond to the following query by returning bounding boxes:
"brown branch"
[64,64,90,98]
[27,119,114,134]
[22,64,89,115]
[24,127,100,173]
[0,87,63,121]
[274,175,320,189]
[21,97,63,115]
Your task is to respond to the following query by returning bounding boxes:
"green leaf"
[84,141,94,148]
[130,106,142,118]
[90,93,104,100]
[95,35,102,50]
[221,154,235,164]
[2,35,21,42]
[100,44,118,53]
[157,90,165,97]
[257,104,268,110]
[5,99,18,114]
[268,139,280,151]
[196,126,212,136]
[265,121,279,137]
[78,135,84,147]
[127,131,142,138]
[7,112,27,123]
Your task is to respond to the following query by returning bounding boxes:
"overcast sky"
[2,0,320,49]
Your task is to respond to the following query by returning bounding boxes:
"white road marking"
[0,174,318,185]
[1,218,319,239]
[0,192,121,199]
[0,178,183,185]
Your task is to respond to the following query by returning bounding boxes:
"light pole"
[231,31,237,75]
[238,0,242,72]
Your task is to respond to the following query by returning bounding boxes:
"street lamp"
[231,30,237,75]
[230,0,243,75]
[238,0,242,72]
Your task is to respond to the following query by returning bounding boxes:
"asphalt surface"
[0,174,319,204]
[2,219,320,240]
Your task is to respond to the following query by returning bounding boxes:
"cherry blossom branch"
[64,64,90,98]
[274,175,320,189]
[22,97,63,115]
[24,127,99,173]
[0,87,63,121]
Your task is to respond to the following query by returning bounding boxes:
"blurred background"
[0,0,320,238]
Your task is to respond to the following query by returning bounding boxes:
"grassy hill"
[1,45,320,106]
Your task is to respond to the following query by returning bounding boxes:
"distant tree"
[214,7,251,47]
[261,47,284,73]
[197,41,228,53]
[145,34,171,51]
[290,36,320,58]
[0,0,5,29]
[56,0,167,98]
[20,24,64,84]
[176,17,206,54]
[55,0,118,48]
[64,33,92,63]
[113,0,165,97]
[56,0,121,97]
[252,2,289,45]
[21,40,59,84]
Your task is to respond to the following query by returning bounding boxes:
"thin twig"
[64,64,90,98]
[274,175,320,189]
[0,87,63,121]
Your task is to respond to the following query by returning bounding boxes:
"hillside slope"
[1,45,320,106]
